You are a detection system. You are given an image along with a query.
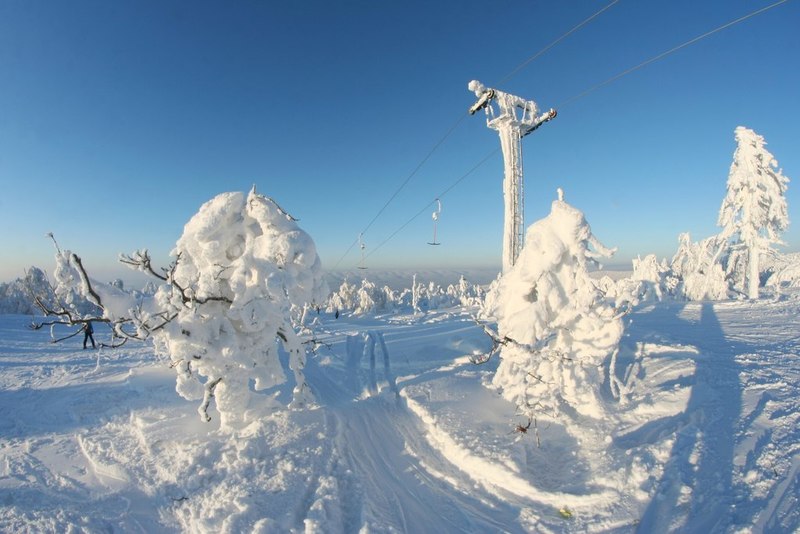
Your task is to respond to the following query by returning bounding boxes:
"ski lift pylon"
[428,199,442,246]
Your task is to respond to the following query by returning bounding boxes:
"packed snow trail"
[305,316,523,532]
[304,311,632,532]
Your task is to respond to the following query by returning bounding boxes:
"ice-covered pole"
[468,80,556,272]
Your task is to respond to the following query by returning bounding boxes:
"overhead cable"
[332,3,617,269]
[558,0,792,108]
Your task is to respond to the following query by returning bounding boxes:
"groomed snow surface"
[2,292,799,533]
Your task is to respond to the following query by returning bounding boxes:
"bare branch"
[119,249,167,281]
[302,337,333,354]
[99,336,129,349]
[51,327,84,344]
[120,249,232,306]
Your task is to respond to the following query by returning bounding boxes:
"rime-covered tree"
[670,232,729,301]
[483,189,624,421]
[718,126,790,299]
[33,188,328,430]
[0,268,48,314]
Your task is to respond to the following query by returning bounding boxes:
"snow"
[2,286,800,532]
[484,192,623,421]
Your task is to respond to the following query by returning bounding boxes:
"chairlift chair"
[428,199,442,246]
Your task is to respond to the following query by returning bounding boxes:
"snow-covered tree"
[326,279,358,314]
[325,278,398,316]
[763,252,800,291]
[603,255,672,310]
[483,189,624,421]
[147,189,327,426]
[411,274,423,312]
[669,233,730,301]
[446,275,484,307]
[631,254,670,301]
[33,188,328,430]
[0,267,52,315]
[718,126,790,299]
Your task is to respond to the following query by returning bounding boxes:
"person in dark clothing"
[83,321,96,349]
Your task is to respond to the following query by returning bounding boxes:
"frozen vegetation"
[1,126,798,532]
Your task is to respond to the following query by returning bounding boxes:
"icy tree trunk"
[748,243,760,299]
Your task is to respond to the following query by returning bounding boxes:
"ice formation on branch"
[484,190,624,419]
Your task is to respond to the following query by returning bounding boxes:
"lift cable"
[331,3,618,270]
[364,148,500,261]
[557,0,792,109]
[496,0,620,87]
[331,114,467,269]
[356,0,791,264]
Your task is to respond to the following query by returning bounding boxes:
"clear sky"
[1,0,798,285]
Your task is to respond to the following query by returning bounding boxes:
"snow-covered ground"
[1,292,799,532]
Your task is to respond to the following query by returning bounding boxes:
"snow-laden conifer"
[484,189,624,420]
[718,126,789,299]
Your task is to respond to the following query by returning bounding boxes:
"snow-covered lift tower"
[468,80,556,273]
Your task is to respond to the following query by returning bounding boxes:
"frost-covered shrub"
[150,190,327,427]
[484,190,624,420]
[354,279,397,315]
[48,189,327,430]
[670,233,730,301]
[631,254,669,301]
[601,276,646,311]
[603,255,671,309]
[326,279,357,313]
[765,252,800,289]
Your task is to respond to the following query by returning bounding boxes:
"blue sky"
[1,0,798,284]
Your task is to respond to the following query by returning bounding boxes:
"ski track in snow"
[1,295,800,532]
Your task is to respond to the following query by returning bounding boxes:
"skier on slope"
[82,321,96,349]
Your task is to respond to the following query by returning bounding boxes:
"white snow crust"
[2,288,800,532]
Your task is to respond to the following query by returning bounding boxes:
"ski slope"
[1,292,799,532]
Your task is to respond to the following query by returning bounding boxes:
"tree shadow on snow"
[619,302,745,533]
